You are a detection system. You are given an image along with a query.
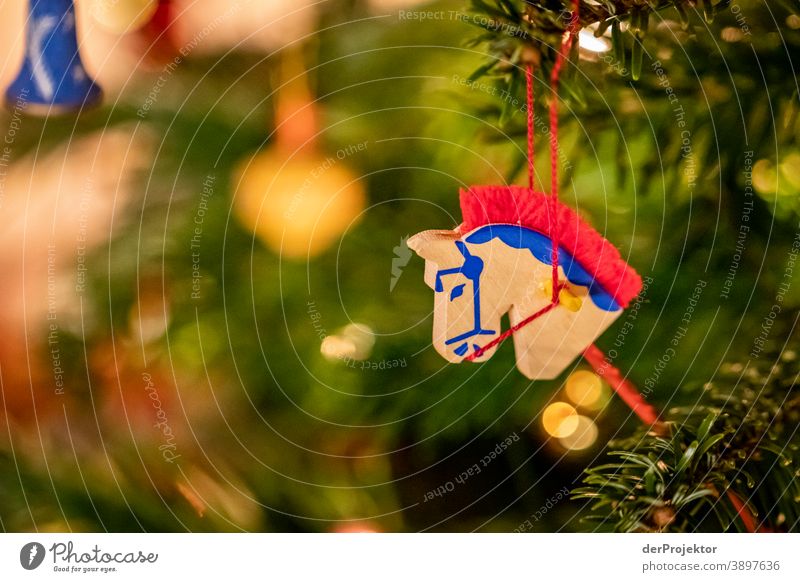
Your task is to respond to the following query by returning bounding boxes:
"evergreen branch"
[459,0,800,216]
[573,338,800,532]
[464,0,731,79]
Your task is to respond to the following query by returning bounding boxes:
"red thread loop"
[526,63,535,191]
[549,9,580,202]
[466,0,580,362]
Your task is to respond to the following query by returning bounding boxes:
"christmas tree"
[0,0,797,533]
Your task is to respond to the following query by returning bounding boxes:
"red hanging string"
[526,63,535,191]
[467,1,579,362]
[465,298,561,361]
[582,344,662,427]
[726,490,768,533]
[548,8,579,303]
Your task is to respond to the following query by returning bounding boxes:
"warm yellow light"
[320,336,357,361]
[234,151,365,260]
[565,370,603,408]
[333,523,379,533]
[320,323,376,363]
[559,415,599,451]
[342,323,375,360]
[780,153,800,191]
[753,159,778,194]
[721,27,745,43]
[91,0,158,34]
[542,402,579,438]
[579,28,611,53]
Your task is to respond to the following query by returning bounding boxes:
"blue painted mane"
[464,224,621,312]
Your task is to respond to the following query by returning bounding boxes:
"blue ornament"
[5,0,102,114]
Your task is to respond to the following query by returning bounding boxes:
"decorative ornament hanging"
[408,1,643,380]
[233,48,365,260]
[5,0,102,114]
[410,186,642,379]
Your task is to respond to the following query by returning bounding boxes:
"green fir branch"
[574,337,800,532]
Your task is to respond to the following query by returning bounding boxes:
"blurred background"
[0,0,798,532]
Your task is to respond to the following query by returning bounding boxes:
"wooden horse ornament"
[409,185,643,380]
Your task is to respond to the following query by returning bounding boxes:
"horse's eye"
[450,284,465,301]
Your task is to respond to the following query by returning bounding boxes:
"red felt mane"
[459,185,642,308]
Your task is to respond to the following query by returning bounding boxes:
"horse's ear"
[408,230,463,263]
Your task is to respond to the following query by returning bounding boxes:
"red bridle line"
[466,1,580,362]
[464,287,564,361]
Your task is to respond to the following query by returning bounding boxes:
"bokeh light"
[342,323,375,359]
[321,335,358,361]
[579,28,611,53]
[542,402,579,438]
[565,370,604,409]
[558,416,599,451]
[90,0,158,34]
[333,523,380,533]
[321,323,375,362]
